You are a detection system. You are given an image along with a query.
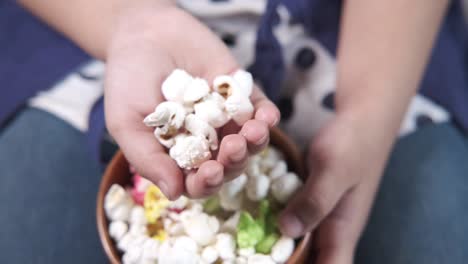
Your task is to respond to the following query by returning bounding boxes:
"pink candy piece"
[168,208,184,214]
[130,174,152,205]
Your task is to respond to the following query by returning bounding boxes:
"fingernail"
[281,213,305,238]
[272,116,279,126]
[157,180,171,199]
[257,132,269,145]
[230,146,247,163]
[205,172,223,187]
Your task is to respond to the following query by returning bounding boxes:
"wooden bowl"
[97,127,311,263]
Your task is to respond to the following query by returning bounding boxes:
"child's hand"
[279,110,395,263]
[104,2,280,200]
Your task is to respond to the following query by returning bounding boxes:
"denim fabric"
[0,108,106,263]
[357,123,468,263]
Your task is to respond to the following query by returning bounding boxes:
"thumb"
[278,147,351,238]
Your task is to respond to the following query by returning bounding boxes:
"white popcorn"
[202,246,219,264]
[167,221,185,236]
[236,257,248,264]
[109,221,128,241]
[271,172,302,203]
[178,203,203,223]
[158,241,200,264]
[168,211,181,221]
[137,260,155,264]
[168,195,189,210]
[190,202,204,213]
[162,69,193,102]
[246,174,270,201]
[146,101,187,148]
[184,77,210,103]
[218,173,247,212]
[117,233,132,252]
[173,236,199,254]
[169,135,211,169]
[268,160,288,180]
[232,70,253,97]
[141,238,160,261]
[215,233,236,260]
[213,75,241,98]
[247,254,275,264]
[194,93,229,128]
[157,241,172,264]
[104,184,134,221]
[129,206,147,226]
[185,114,218,150]
[129,223,147,236]
[182,212,220,246]
[238,247,255,258]
[153,128,176,148]
[122,246,142,264]
[261,147,283,170]
[271,236,294,263]
[225,95,254,126]
[219,189,244,211]
[246,156,261,177]
[220,212,241,235]
[221,173,248,197]
[143,101,186,130]
[144,69,260,170]
[117,233,138,252]
[163,217,173,229]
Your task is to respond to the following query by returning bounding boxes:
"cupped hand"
[104,2,280,200]
[279,110,397,263]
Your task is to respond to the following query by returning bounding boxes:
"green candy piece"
[256,233,280,254]
[203,197,221,214]
[237,212,265,248]
[258,199,277,235]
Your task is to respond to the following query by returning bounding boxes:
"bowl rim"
[96,127,311,264]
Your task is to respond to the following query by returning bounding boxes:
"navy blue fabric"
[249,0,284,101]
[0,1,90,127]
[87,97,107,165]
[253,0,468,132]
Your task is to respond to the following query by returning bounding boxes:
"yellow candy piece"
[147,221,167,241]
[152,230,167,241]
[144,185,170,223]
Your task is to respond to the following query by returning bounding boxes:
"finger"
[250,88,281,128]
[279,160,351,238]
[105,42,183,199]
[216,134,249,181]
[110,124,184,200]
[185,160,224,198]
[314,246,354,264]
[314,175,380,264]
[239,119,270,155]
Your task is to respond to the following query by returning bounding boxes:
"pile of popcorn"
[104,146,303,264]
[143,69,255,169]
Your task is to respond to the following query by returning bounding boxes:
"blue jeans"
[1,108,467,263]
[356,122,468,263]
[0,109,106,263]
